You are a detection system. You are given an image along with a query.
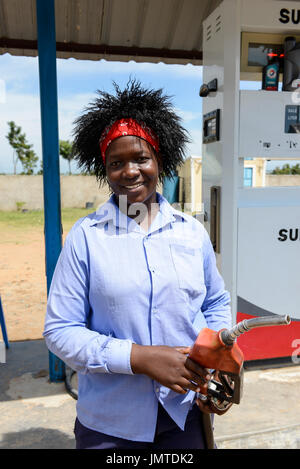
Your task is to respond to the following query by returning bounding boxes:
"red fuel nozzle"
[188,315,291,407]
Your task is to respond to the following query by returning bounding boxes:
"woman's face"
[105,136,161,208]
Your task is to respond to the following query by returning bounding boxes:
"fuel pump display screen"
[241,33,300,75]
[247,42,284,68]
[203,109,220,143]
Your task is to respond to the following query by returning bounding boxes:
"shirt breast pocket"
[169,243,205,296]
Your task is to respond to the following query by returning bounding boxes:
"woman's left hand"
[195,393,233,415]
[195,370,233,415]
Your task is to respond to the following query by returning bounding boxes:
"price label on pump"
[285,105,300,133]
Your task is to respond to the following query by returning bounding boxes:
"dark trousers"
[74,403,207,449]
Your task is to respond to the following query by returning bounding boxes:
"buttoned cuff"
[105,338,134,375]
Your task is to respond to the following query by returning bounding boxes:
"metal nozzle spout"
[220,315,291,346]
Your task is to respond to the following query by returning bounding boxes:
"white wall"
[0,175,111,211]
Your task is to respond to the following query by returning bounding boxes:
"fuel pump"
[201,0,300,366]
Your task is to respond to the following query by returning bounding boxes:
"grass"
[0,207,95,233]
[61,207,96,232]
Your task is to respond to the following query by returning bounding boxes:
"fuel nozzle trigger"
[207,369,244,405]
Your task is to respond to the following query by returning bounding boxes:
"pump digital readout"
[203,109,220,143]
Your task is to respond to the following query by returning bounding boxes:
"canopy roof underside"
[0,0,222,64]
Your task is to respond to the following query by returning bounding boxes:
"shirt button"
[155,387,160,393]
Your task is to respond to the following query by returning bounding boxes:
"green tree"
[291,163,300,175]
[6,121,39,174]
[19,148,39,175]
[59,140,74,175]
[37,159,43,175]
[6,121,22,174]
[272,163,300,175]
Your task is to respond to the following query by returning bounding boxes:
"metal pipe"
[36,0,65,382]
[220,315,291,346]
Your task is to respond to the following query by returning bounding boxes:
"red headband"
[99,118,159,163]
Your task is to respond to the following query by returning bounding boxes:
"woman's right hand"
[130,344,211,395]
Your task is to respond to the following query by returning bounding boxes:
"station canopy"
[0,0,222,65]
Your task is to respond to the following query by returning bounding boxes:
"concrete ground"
[0,339,299,449]
[214,364,300,449]
[0,340,76,449]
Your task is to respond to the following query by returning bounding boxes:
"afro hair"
[72,79,190,184]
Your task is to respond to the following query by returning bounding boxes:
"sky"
[0,53,296,174]
[0,54,204,175]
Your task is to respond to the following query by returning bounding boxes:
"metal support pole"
[36,0,65,382]
[0,296,9,349]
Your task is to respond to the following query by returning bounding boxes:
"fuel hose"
[65,366,78,400]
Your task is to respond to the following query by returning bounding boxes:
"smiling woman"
[43,80,232,449]
[71,79,189,229]
[72,79,188,181]
[106,136,159,199]
[105,135,161,231]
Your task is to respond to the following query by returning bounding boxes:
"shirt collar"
[89,192,189,231]
[158,192,190,223]
[89,194,129,229]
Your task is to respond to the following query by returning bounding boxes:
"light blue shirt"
[43,193,231,442]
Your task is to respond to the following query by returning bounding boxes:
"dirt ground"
[0,227,67,342]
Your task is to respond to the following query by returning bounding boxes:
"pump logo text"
[279,8,300,24]
[278,228,299,241]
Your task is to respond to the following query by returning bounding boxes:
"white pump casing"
[202,0,300,361]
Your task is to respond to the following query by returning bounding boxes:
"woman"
[43,80,232,449]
